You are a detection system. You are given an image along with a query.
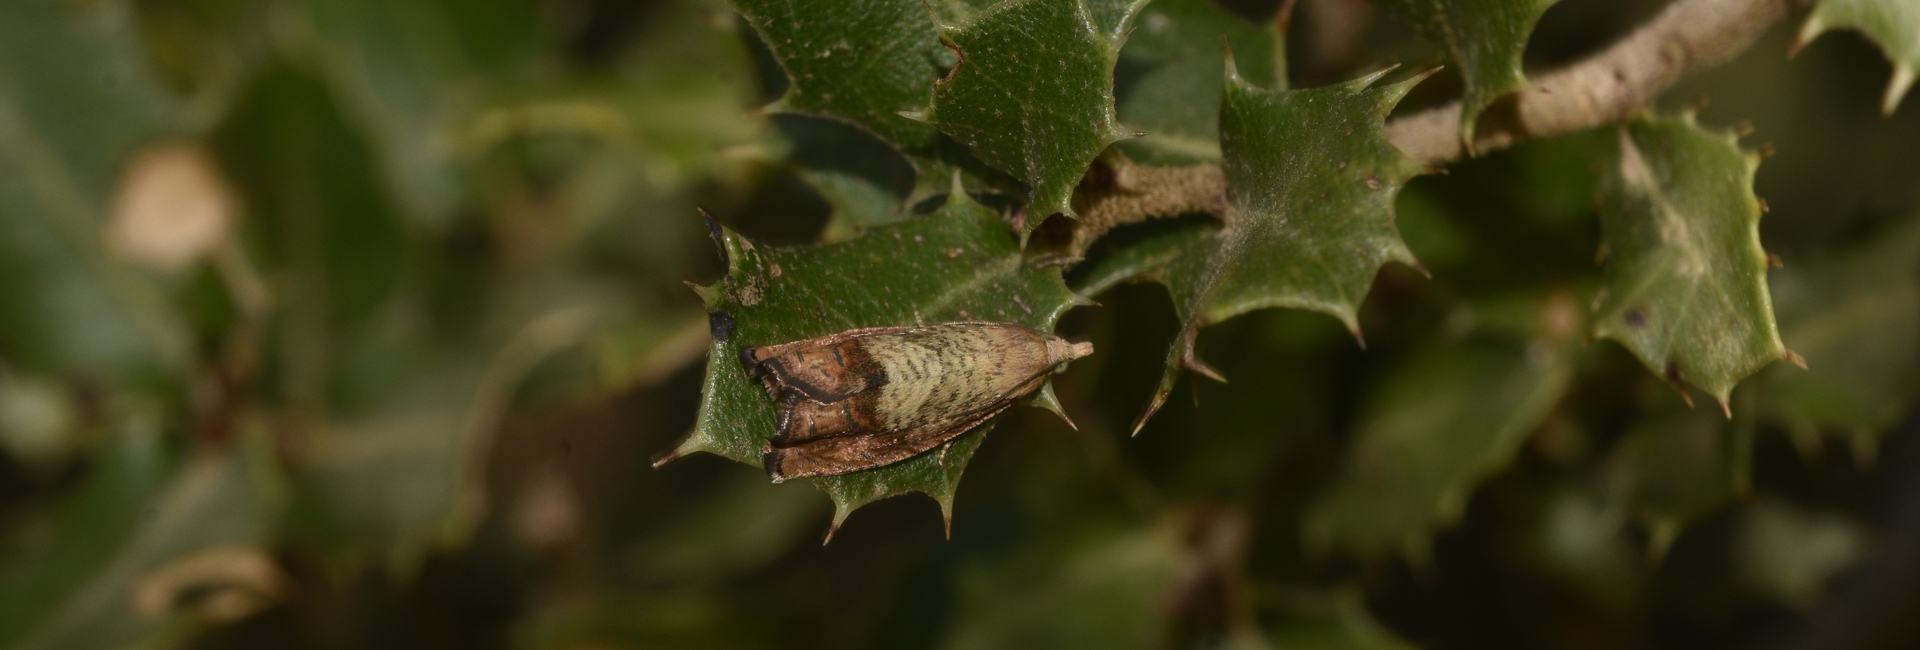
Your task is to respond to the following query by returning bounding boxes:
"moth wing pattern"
[742,327,898,402]
[764,400,1010,482]
[763,362,1057,481]
[745,322,1094,481]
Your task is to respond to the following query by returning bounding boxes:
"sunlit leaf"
[921,0,1149,236]
[1592,115,1787,409]
[1111,65,1426,432]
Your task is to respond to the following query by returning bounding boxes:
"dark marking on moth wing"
[708,310,734,341]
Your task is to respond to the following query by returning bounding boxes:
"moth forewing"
[741,322,1093,481]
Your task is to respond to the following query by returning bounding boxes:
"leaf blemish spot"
[709,310,735,341]
[1625,308,1647,328]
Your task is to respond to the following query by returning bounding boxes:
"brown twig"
[1387,0,1811,165]
[1075,0,1806,236]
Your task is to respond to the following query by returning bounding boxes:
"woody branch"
[1076,0,1810,234]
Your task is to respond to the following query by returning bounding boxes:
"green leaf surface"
[1798,0,1920,114]
[1304,341,1570,559]
[921,0,1147,235]
[1592,115,1787,408]
[0,419,284,650]
[1761,214,1920,451]
[1115,66,1426,432]
[0,0,190,384]
[731,0,946,150]
[1379,0,1559,146]
[666,186,1086,528]
[1116,0,1285,164]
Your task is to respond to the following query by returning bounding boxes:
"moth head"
[1045,338,1095,372]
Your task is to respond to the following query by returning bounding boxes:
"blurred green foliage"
[0,0,1917,649]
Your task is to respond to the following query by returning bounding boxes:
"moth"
[741,322,1093,482]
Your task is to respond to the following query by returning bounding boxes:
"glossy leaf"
[921,0,1148,236]
[1121,65,1427,432]
[1304,341,1570,558]
[1379,0,1559,146]
[732,0,946,150]
[664,186,1086,529]
[1116,0,1286,164]
[1797,0,1920,114]
[1592,115,1787,409]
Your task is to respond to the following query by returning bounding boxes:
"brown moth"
[741,322,1093,482]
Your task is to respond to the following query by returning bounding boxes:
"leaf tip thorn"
[1784,348,1807,370]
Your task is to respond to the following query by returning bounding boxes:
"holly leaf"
[1760,214,1920,455]
[1303,341,1571,559]
[1796,0,1920,114]
[1592,115,1788,411]
[920,0,1148,236]
[662,185,1086,532]
[731,0,946,150]
[1379,0,1560,147]
[1116,65,1427,433]
[1116,0,1286,164]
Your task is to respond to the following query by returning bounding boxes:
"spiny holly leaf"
[1379,0,1559,147]
[1592,114,1789,412]
[1760,214,1920,456]
[1116,0,1286,164]
[662,185,1086,532]
[1303,341,1570,560]
[731,0,946,150]
[919,0,1148,237]
[1118,65,1427,433]
[1796,0,1920,114]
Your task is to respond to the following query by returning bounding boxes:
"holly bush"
[2,0,1919,648]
